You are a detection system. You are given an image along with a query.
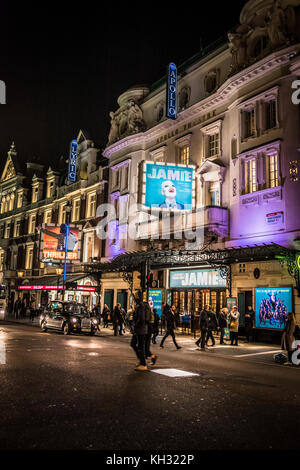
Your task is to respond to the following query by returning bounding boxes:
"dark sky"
[0,1,248,171]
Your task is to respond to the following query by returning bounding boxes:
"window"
[72,199,81,221]
[0,198,5,214]
[47,180,54,198]
[209,182,220,206]
[245,160,257,194]
[244,109,256,138]
[86,193,96,219]
[268,154,279,188]
[25,246,34,270]
[14,219,21,237]
[59,204,66,224]
[28,214,36,234]
[11,252,17,270]
[44,210,52,224]
[4,222,11,239]
[111,169,120,190]
[17,192,23,208]
[9,194,15,211]
[266,100,277,130]
[239,264,246,273]
[252,36,269,58]
[83,233,94,263]
[0,252,3,271]
[121,166,129,192]
[32,186,39,203]
[179,145,190,165]
[208,134,220,158]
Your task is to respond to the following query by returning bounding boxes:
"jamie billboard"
[144,163,194,210]
[169,269,226,289]
[255,287,292,330]
[40,225,80,262]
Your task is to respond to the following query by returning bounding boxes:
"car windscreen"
[64,304,87,315]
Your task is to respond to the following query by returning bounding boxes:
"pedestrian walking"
[206,308,218,347]
[102,304,110,328]
[160,305,181,350]
[120,305,127,334]
[152,309,160,344]
[218,308,228,344]
[281,312,296,365]
[229,306,240,346]
[195,305,210,350]
[130,294,148,371]
[92,305,101,326]
[244,306,255,342]
[112,304,123,336]
[144,302,157,366]
[171,304,180,328]
[125,305,134,333]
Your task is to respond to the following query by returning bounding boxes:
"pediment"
[1,156,16,182]
[198,160,226,183]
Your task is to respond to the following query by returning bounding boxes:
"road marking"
[235,350,282,358]
[151,369,199,378]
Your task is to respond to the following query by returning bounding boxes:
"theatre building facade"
[0,131,108,313]
[98,0,300,335]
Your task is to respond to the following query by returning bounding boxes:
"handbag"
[223,328,230,340]
[230,320,238,329]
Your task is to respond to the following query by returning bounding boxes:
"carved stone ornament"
[108,99,146,145]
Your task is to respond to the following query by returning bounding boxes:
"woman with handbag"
[229,306,240,346]
[281,313,296,365]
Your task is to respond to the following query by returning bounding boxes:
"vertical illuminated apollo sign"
[68,140,78,182]
[166,62,177,120]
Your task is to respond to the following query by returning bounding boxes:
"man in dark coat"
[130,296,148,371]
[195,304,210,350]
[112,304,123,336]
[160,305,181,350]
[245,306,255,342]
[206,308,218,347]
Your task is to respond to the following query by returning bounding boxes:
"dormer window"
[17,191,23,209]
[46,180,54,198]
[32,186,39,203]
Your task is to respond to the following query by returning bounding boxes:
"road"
[0,322,299,451]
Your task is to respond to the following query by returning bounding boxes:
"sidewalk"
[1,316,282,350]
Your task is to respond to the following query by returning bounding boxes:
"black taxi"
[39,301,99,335]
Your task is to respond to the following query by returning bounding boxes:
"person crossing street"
[160,305,181,350]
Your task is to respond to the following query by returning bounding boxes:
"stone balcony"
[136,206,229,241]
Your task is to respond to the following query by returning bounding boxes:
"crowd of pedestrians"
[97,298,298,369]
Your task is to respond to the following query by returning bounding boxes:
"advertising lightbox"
[144,162,195,211]
[148,289,163,318]
[40,225,80,262]
[255,287,292,330]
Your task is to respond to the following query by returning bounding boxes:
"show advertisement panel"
[255,288,292,330]
[40,225,81,262]
[148,289,163,318]
[169,269,226,289]
[143,162,195,211]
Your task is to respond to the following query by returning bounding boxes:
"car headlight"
[92,319,98,325]
[71,317,77,323]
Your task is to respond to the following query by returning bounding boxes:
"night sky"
[0,1,248,172]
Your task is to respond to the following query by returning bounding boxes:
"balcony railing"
[136,206,229,240]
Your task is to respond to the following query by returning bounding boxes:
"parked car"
[39,301,99,335]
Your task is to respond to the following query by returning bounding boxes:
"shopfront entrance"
[169,289,226,315]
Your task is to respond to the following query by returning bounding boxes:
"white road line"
[151,369,199,378]
[235,350,282,358]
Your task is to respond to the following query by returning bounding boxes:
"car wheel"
[89,329,96,336]
[41,321,48,332]
[63,322,71,335]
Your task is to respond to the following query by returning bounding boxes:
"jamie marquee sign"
[166,63,177,120]
[169,269,226,289]
[142,162,195,211]
[68,140,78,182]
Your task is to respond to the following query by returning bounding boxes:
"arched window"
[9,194,15,211]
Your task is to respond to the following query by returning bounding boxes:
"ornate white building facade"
[100,0,300,336]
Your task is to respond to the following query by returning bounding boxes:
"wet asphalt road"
[0,322,299,451]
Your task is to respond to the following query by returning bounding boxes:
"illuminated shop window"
[245,159,257,194]
[268,154,279,188]
[180,145,190,165]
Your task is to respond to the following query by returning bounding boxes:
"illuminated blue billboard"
[68,140,78,182]
[148,289,163,318]
[166,62,177,119]
[255,288,292,330]
[145,163,194,210]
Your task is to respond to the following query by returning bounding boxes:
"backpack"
[274,353,288,364]
[144,302,154,324]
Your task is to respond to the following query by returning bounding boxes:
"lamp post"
[56,267,63,300]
